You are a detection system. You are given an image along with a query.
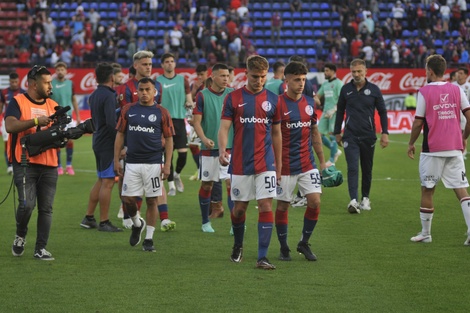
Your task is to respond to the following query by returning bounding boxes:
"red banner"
[15,68,451,95]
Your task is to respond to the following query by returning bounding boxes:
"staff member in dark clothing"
[334,59,389,214]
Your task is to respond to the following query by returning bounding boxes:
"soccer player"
[120,51,175,232]
[50,62,80,175]
[157,53,193,196]
[0,72,25,175]
[315,63,343,166]
[188,64,208,181]
[218,55,282,270]
[264,61,285,95]
[452,67,470,159]
[408,54,470,246]
[275,61,327,262]
[334,58,389,214]
[192,63,234,232]
[115,77,174,252]
[81,63,122,233]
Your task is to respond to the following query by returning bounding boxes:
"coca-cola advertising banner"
[13,68,440,95]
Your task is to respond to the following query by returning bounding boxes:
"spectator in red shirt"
[4,32,16,59]
[119,2,130,24]
[18,48,31,65]
[271,12,282,43]
[72,39,84,67]
[350,35,363,58]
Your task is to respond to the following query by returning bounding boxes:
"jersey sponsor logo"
[440,94,449,102]
[239,116,269,124]
[238,102,247,107]
[261,101,272,112]
[305,105,314,116]
[148,114,157,122]
[347,91,353,95]
[286,120,311,129]
[433,103,457,110]
[283,111,292,115]
[163,83,176,88]
[128,125,155,133]
[129,114,137,117]
[133,91,138,95]
[55,83,66,88]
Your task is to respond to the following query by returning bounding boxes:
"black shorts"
[172,118,188,149]
[94,149,114,179]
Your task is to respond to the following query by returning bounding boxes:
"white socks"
[146,226,155,240]
[419,209,434,235]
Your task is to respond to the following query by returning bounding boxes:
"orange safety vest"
[7,93,59,166]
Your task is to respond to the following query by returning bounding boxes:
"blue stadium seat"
[292,12,301,20]
[255,39,264,47]
[100,12,108,19]
[59,11,68,19]
[257,48,266,55]
[285,39,294,46]
[297,48,305,56]
[266,48,276,57]
[98,3,108,11]
[148,20,157,29]
[262,12,271,19]
[262,3,271,10]
[320,3,330,10]
[332,21,341,28]
[252,3,262,10]
[277,48,286,57]
[303,20,313,28]
[137,29,146,38]
[451,30,460,37]
[311,3,320,10]
[313,30,323,37]
[322,21,332,28]
[283,30,293,38]
[282,12,292,19]
[254,20,263,28]
[108,11,118,19]
[306,48,316,57]
[313,21,321,28]
[294,29,303,38]
[305,39,314,46]
[436,48,444,55]
[286,48,296,56]
[312,12,320,20]
[272,2,281,10]
[156,29,165,37]
[434,39,443,47]
[148,30,157,37]
[62,3,70,11]
[253,12,262,19]
[138,20,147,29]
[109,3,118,11]
[178,58,187,64]
[70,3,78,11]
[81,3,89,10]
[254,29,264,38]
[304,30,314,37]
[263,20,271,29]
[402,30,411,38]
[50,11,58,19]
[321,12,330,20]
[293,20,302,28]
[295,39,304,47]
[281,2,290,11]
[283,20,292,28]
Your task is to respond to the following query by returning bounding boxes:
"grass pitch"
[0,134,469,312]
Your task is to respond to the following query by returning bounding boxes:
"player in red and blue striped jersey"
[218,55,281,270]
[274,61,327,262]
[0,72,25,174]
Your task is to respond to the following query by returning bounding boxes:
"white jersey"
[453,81,470,130]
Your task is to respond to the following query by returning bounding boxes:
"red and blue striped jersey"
[1,87,25,113]
[279,93,317,175]
[221,87,280,175]
[123,78,162,107]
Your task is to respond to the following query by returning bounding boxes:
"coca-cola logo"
[231,72,247,89]
[80,72,97,92]
[399,73,427,91]
[341,72,393,91]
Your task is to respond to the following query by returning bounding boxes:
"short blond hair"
[133,50,154,61]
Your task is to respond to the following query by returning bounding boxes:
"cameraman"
[4,65,59,261]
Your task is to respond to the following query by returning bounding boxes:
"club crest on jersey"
[261,101,272,112]
[119,94,123,101]
[148,114,157,122]
[203,171,209,177]
[364,89,371,95]
[276,186,283,195]
[305,105,314,116]
[233,188,240,197]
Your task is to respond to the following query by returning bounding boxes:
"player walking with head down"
[192,63,234,233]
[408,54,470,246]
[115,77,174,252]
[275,61,327,262]
[218,55,282,270]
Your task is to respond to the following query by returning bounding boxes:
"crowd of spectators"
[5,0,254,68]
[323,0,470,69]
[3,0,470,69]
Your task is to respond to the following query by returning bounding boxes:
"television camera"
[21,106,94,157]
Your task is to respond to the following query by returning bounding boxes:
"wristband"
[34,117,39,126]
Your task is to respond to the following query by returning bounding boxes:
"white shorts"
[275,169,322,202]
[231,171,277,201]
[419,154,469,189]
[200,155,230,181]
[1,120,7,141]
[122,163,163,197]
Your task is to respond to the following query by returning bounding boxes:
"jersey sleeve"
[4,98,20,120]
[155,81,162,104]
[116,103,131,133]
[184,77,191,94]
[221,93,234,120]
[161,107,175,138]
[193,92,204,115]
[415,91,426,119]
